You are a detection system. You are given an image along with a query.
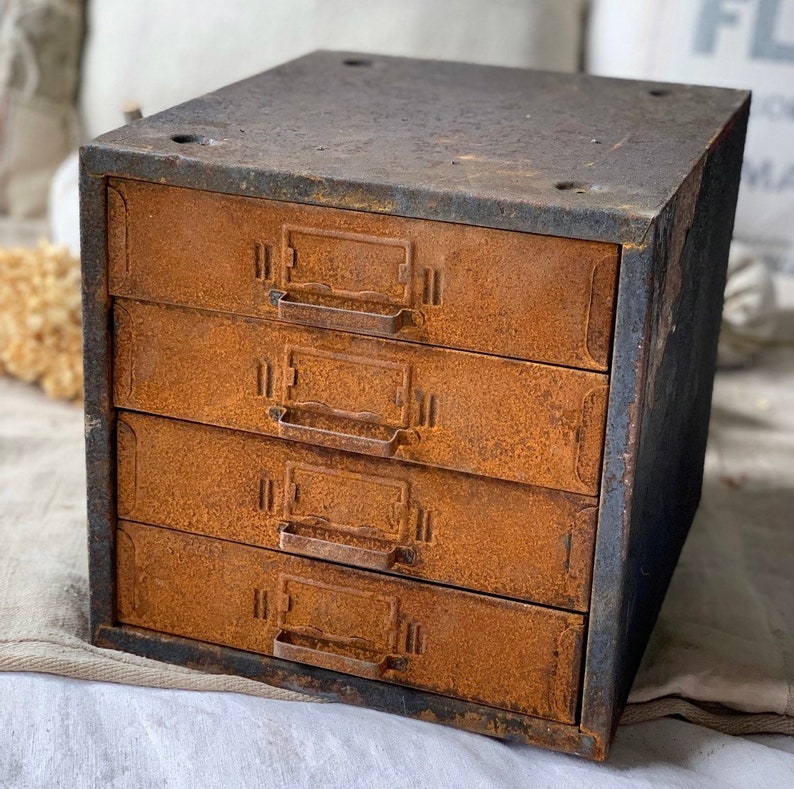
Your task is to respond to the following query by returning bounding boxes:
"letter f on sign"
[695,0,750,53]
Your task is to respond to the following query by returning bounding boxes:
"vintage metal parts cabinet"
[81,51,748,759]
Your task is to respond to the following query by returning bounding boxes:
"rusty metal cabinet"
[81,52,749,759]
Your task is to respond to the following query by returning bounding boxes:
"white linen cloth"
[1,672,793,788]
[1,280,793,784]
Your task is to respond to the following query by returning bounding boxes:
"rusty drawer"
[107,178,619,371]
[116,411,597,610]
[116,520,586,723]
[113,298,609,494]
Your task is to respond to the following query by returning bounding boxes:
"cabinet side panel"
[80,158,115,635]
[621,103,749,714]
[582,100,750,756]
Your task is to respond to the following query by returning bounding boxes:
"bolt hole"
[171,134,217,145]
[648,89,669,97]
[555,181,590,193]
[343,58,373,67]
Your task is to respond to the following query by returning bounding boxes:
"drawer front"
[116,520,586,723]
[107,178,619,371]
[113,299,609,494]
[116,412,597,610]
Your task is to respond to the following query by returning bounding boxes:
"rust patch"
[106,183,129,291]
[575,387,610,492]
[112,298,609,495]
[585,252,621,369]
[115,417,137,518]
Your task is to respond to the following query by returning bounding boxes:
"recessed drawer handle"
[273,631,407,679]
[278,521,415,570]
[269,406,418,457]
[269,289,423,335]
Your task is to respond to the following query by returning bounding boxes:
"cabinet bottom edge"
[93,623,607,759]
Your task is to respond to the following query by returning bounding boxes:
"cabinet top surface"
[84,51,749,243]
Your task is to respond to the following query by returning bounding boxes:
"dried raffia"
[0,242,82,400]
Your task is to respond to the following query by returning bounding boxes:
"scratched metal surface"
[81,51,749,244]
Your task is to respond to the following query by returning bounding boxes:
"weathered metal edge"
[80,161,116,636]
[579,234,655,760]
[95,624,598,758]
[616,100,750,729]
[79,142,653,246]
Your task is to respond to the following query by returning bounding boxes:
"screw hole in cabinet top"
[554,181,590,194]
[171,134,217,145]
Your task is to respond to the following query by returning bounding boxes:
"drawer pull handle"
[273,631,407,678]
[269,289,423,335]
[269,406,418,457]
[278,520,415,570]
